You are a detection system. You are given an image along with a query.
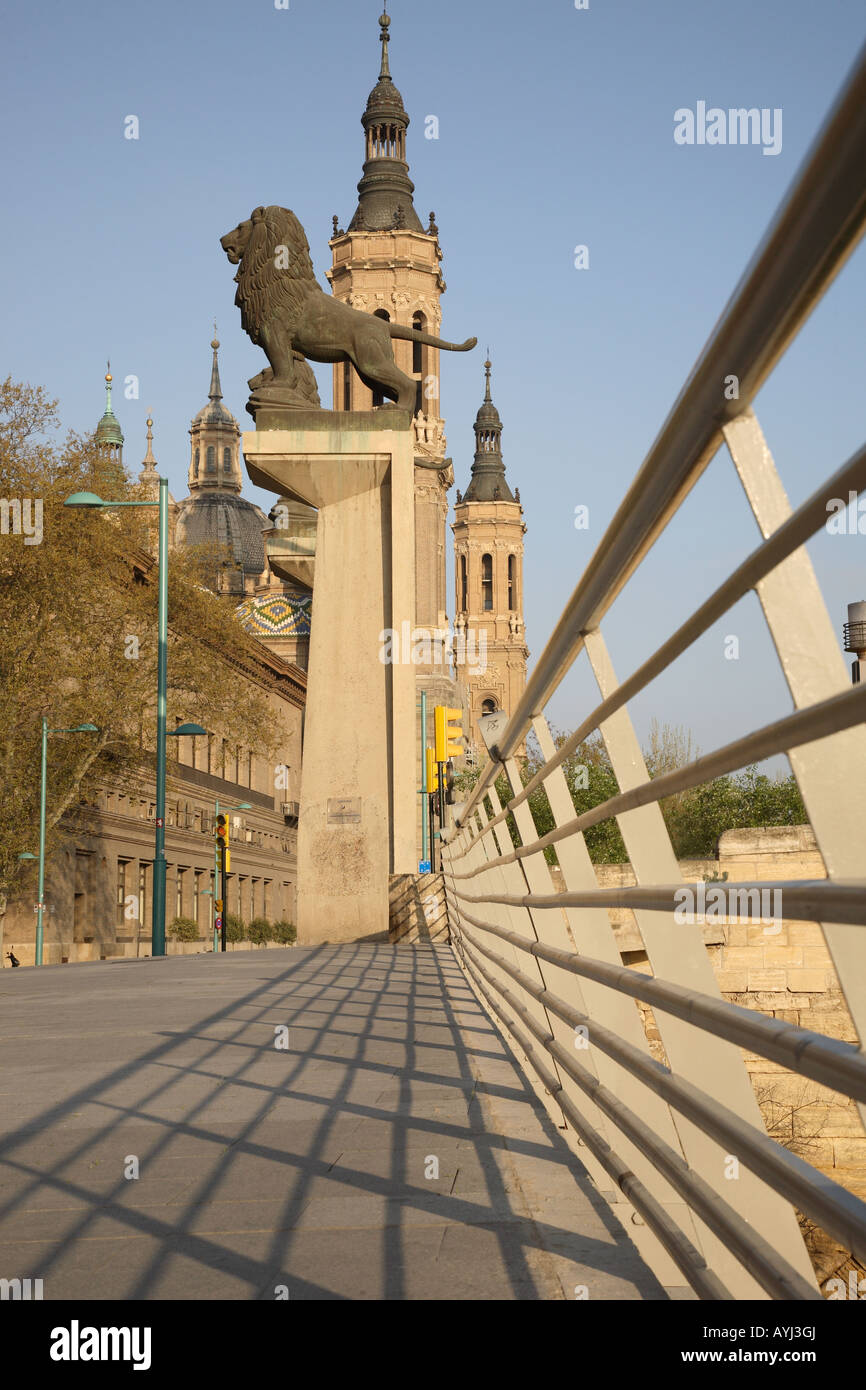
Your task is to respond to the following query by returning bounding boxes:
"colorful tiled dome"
[235,591,312,638]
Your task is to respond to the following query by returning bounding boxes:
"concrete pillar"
[243,411,416,943]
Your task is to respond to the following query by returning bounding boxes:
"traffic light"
[434,706,464,762]
[425,747,439,793]
[215,814,229,848]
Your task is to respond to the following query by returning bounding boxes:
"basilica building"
[4,10,529,962]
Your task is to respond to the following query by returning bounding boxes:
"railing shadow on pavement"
[0,943,667,1299]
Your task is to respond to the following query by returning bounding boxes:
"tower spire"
[209,332,223,401]
[138,413,161,500]
[348,6,422,232]
[379,6,391,78]
[142,413,156,468]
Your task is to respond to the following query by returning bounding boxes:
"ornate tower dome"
[463,360,515,503]
[94,364,124,461]
[348,8,423,233]
[173,335,268,590]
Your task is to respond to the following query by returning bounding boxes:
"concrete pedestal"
[243,412,416,943]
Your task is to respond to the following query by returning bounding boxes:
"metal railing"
[441,42,866,1300]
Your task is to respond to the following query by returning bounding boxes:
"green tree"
[0,378,280,928]
[453,720,807,866]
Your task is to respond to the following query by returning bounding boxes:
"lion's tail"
[388,325,477,353]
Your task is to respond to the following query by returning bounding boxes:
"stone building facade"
[3,602,305,967]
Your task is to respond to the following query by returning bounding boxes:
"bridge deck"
[0,944,669,1300]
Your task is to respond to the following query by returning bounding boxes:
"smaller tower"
[138,414,160,501]
[135,414,167,553]
[452,361,528,755]
[187,335,243,495]
[94,363,124,464]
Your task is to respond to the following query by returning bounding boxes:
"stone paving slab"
[0,943,669,1300]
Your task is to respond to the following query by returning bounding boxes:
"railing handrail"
[455,39,866,829]
[450,899,866,1103]
[457,924,866,1266]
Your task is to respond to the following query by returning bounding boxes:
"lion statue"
[220,205,477,414]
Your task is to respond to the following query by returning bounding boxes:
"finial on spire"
[209,334,223,400]
[484,357,492,401]
[379,6,391,79]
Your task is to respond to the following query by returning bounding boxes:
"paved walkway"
[0,944,667,1300]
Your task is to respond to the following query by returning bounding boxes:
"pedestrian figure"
[6,949,20,967]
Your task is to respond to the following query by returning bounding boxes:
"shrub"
[225,913,246,943]
[272,920,297,945]
[169,916,199,942]
[248,916,272,945]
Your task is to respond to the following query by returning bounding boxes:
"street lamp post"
[64,484,206,957]
[27,720,99,966]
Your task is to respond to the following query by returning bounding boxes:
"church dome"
[174,493,268,576]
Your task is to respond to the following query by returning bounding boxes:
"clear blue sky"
[3,0,865,761]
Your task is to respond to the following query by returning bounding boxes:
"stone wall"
[551,826,865,1202]
[389,872,449,944]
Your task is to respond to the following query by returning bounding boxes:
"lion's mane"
[232,206,319,344]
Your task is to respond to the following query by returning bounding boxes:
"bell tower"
[453,361,529,757]
[326,8,454,700]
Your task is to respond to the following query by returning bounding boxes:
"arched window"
[482,699,497,716]
[459,554,467,612]
[223,447,231,470]
[206,445,216,473]
[508,554,516,610]
[481,553,493,611]
[372,310,390,406]
[194,448,200,478]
